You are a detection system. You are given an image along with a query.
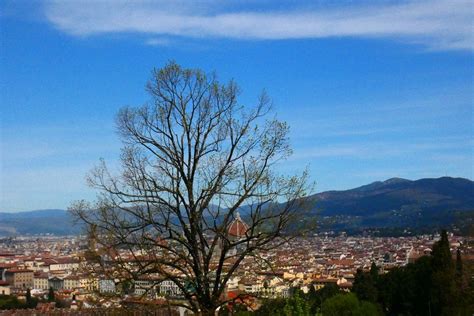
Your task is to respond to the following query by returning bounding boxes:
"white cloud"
[289,136,473,161]
[145,37,171,47]
[43,0,473,51]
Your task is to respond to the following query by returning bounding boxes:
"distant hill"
[307,177,474,234]
[0,209,81,236]
[1,177,472,236]
[313,177,474,216]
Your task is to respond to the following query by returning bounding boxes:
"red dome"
[228,213,249,238]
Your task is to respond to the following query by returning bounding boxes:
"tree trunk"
[198,306,218,316]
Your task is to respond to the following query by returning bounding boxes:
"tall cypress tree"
[431,230,457,316]
[47,287,55,302]
[455,248,463,280]
[353,268,378,303]
[370,262,379,282]
[25,288,31,302]
[431,230,452,271]
[454,248,472,314]
[25,288,33,308]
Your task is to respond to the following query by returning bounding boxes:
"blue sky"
[0,0,473,212]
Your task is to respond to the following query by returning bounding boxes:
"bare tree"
[70,62,312,315]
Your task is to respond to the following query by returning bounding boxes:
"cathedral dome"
[228,212,249,238]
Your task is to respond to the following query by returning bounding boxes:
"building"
[48,276,64,291]
[33,272,49,290]
[312,277,338,290]
[228,212,249,239]
[238,277,262,294]
[227,212,249,256]
[0,263,17,280]
[0,280,11,295]
[134,278,159,298]
[43,258,80,272]
[5,269,34,289]
[159,280,183,297]
[99,279,116,294]
[64,274,98,291]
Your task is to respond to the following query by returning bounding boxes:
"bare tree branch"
[70,62,313,315]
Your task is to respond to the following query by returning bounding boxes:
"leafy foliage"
[0,295,24,309]
[322,293,380,316]
[372,230,472,316]
[25,288,38,308]
[235,236,472,316]
[353,267,378,302]
[48,287,55,302]
[255,293,311,316]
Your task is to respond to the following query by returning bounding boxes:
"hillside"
[310,177,474,234]
[0,209,81,236]
[313,177,474,215]
[1,177,472,236]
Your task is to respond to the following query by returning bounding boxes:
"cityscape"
[1,0,473,315]
[0,231,472,314]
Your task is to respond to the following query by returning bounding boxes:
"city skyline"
[1,0,473,212]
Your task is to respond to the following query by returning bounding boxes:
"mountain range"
[308,177,474,235]
[314,177,473,215]
[1,177,473,236]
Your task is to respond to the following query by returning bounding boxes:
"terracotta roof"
[6,268,33,273]
[0,263,17,269]
[228,213,249,238]
[34,272,49,279]
[0,253,16,257]
[313,277,338,283]
[43,257,79,265]
[339,282,353,288]
[327,259,355,266]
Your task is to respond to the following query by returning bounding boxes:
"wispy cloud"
[145,37,172,47]
[41,0,474,50]
[43,0,473,51]
[289,136,473,161]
